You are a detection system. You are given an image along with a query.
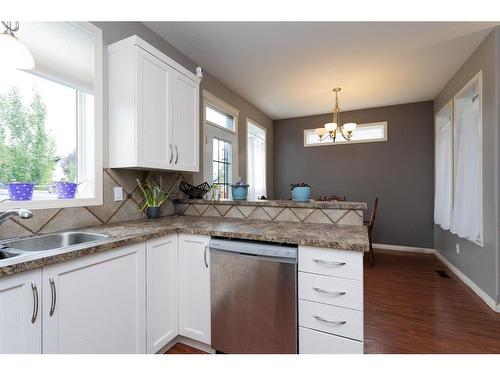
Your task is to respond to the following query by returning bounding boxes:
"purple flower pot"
[8,183,35,201]
[54,182,78,199]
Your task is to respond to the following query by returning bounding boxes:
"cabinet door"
[178,233,211,344]
[172,71,199,172]
[136,47,174,169]
[146,234,178,353]
[42,243,146,354]
[0,269,42,354]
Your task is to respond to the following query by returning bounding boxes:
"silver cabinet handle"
[175,145,179,164]
[313,287,346,296]
[204,245,208,268]
[30,281,39,324]
[313,314,346,326]
[49,277,56,317]
[312,258,346,267]
[169,144,173,164]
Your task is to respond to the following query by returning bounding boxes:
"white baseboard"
[433,251,500,313]
[373,243,436,254]
[374,243,499,313]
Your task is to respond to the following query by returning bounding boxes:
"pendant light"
[0,21,35,70]
[315,88,356,142]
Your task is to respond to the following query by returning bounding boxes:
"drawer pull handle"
[313,314,346,326]
[312,259,346,267]
[49,277,56,317]
[169,144,173,164]
[30,281,39,324]
[313,287,346,296]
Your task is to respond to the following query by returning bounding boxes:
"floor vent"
[436,270,450,278]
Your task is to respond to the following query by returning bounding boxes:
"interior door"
[172,70,199,172]
[0,269,42,354]
[178,233,211,345]
[146,235,179,353]
[136,46,173,169]
[42,244,146,354]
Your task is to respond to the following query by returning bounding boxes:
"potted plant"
[290,182,312,202]
[136,174,181,219]
[231,177,249,201]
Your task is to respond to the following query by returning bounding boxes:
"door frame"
[246,117,267,200]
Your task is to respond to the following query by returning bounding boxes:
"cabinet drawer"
[299,299,363,341]
[299,246,362,280]
[299,327,363,354]
[299,272,363,311]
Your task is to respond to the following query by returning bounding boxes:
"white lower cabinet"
[178,233,211,345]
[299,327,363,354]
[146,234,179,353]
[42,243,146,354]
[0,269,42,354]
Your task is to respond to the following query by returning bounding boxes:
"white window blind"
[247,121,266,200]
[434,113,453,230]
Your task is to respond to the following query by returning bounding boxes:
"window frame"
[0,22,103,212]
[202,90,239,192]
[246,118,267,200]
[303,121,388,147]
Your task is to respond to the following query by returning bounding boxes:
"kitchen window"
[304,121,387,146]
[247,119,266,200]
[0,22,102,211]
[203,90,239,199]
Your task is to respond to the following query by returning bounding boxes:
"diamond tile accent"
[0,218,34,239]
[13,208,60,233]
[214,204,232,216]
[175,203,189,215]
[87,172,124,222]
[247,207,271,220]
[304,209,333,224]
[39,207,102,234]
[183,205,200,216]
[336,210,363,226]
[108,199,144,224]
[274,208,300,222]
[236,205,256,218]
[202,205,221,217]
[263,206,283,220]
[224,206,245,219]
[291,208,314,221]
[322,209,348,223]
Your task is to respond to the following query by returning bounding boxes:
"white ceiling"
[144,22,498,119]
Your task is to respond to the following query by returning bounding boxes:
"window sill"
[0,196,103,212]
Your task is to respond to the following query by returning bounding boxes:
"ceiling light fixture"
[0,21,35,70]
[315,88,356,142]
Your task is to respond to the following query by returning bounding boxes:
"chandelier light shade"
[0,21,35,70]
[315,87,356,142]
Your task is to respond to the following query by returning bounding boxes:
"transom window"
[206,103,235,132]
[304,121,387,146]
[0,22,102,211]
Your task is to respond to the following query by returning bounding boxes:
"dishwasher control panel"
[209,237,297,259]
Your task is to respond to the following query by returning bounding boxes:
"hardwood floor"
[165,250,500,354]
[364,250,500,354]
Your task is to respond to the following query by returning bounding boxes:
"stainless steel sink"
[0,232,109,252]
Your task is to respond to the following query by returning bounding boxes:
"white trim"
[374,243,499,313]
[107,35,201,84]
[434,250,499,313]
[202,90,240,117]
[0,21,103,212]
[372,243,436,254]
[303,121,387,147]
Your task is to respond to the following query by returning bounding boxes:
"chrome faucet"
[0,209,33,225]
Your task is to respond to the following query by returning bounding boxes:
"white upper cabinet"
[0,269,42,354]
[108,35,201,172]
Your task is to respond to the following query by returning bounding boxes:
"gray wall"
[434,28,499,303]
[93,22,274,196]
[273,101,434,248]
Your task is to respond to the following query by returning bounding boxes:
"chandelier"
[315,88,356,142]
[0,21,35,70]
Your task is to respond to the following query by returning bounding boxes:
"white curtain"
[434,117,453,230]
[247,126,266,200]
[451,101,482,242]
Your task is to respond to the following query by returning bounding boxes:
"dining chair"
[364,198,379,266]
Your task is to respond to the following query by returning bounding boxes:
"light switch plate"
[113,186,124,201]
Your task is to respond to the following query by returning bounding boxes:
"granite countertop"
[0,215,368,278]
[176,199,367,211]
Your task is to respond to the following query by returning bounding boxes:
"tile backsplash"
[0,169,184,240]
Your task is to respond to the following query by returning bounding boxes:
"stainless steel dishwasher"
[210,237,297,354]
